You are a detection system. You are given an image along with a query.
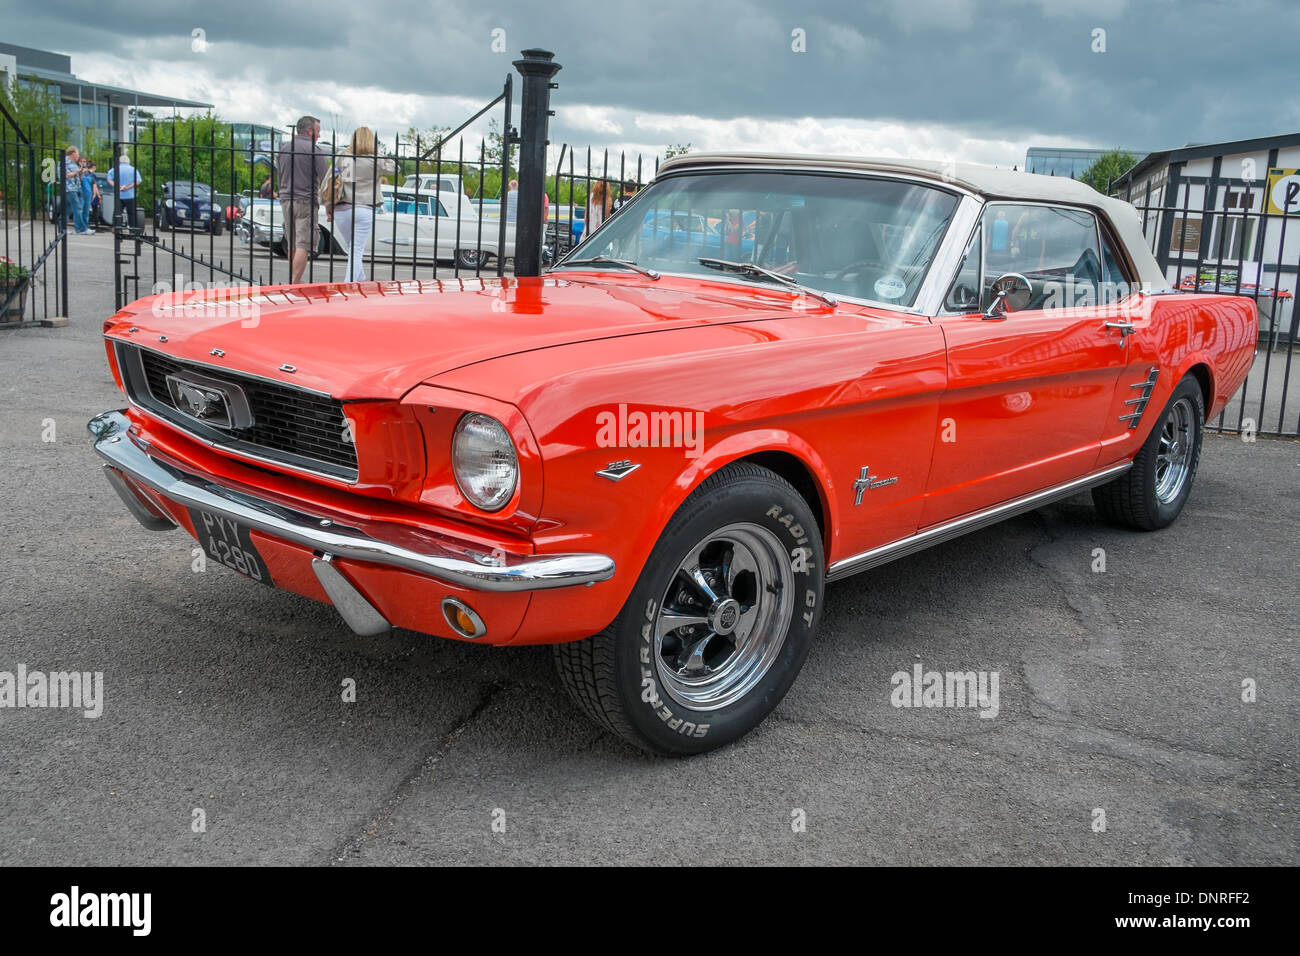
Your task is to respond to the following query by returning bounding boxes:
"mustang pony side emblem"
[853,465,898,505]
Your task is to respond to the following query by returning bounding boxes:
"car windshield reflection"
[567,170,960,308]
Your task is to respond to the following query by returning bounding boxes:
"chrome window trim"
[934,198,1121,316]
[914,193,983,316]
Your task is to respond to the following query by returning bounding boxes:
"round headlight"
[452,413,518,512]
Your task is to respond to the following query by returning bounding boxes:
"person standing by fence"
[277,115,327,283]
[109,152,142,230]
[63,146,91,235]
[587,179,611,232]
[80,159,99,229]
[505,178,519,222]
[334,126,396,283]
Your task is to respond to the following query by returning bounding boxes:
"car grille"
[124,345,358,480]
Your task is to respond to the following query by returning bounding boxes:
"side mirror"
[985,272,1033,319]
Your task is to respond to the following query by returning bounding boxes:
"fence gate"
[1,101,69,328]
[113,76,516,312]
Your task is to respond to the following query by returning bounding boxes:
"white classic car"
[402,172,464,195]
[320,186,517,269]
[235,197,284,249]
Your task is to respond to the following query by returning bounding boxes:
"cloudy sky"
[4,0,1298,172]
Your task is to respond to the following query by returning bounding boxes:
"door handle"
[1105,320,1137,340]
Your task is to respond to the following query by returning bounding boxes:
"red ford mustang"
[91,154,1257,754]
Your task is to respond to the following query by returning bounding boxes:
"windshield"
[566,170,959,307]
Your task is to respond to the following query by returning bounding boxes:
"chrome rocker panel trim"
[90,410,615,593]
[826,462,1132,582]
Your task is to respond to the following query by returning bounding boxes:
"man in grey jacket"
[276,116,327,283]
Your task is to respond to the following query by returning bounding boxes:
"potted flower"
[1,256,32,323]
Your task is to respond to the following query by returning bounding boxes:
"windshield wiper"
[552,256,660,279]
[696,257,837,307]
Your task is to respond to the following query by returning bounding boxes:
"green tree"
[129,113,256,215]
[664,142,692,159]
[484,118,517,194]
[0,80,67,217]
[1079,150,1138,195]
[0,81,66,138]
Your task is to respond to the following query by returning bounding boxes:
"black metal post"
[511,49,561,277]
[59,132,68,314]
[496,74,512,278]
[113,140,122,310]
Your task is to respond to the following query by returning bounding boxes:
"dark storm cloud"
[4,0,1298,150]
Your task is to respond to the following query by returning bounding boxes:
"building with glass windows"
[0,42,212,147]
[1025,146,1146,179]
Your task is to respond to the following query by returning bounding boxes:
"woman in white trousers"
[335,127,396,282]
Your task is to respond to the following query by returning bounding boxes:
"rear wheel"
[554,463,824,754]
[1093,374,1205,530]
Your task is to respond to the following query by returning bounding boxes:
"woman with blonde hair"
[335,126,397,281]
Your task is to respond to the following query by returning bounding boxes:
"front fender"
[517,427,833,645]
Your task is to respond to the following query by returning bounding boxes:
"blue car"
[154,181,223,234]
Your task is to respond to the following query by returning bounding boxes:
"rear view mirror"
[985,272,1033,319]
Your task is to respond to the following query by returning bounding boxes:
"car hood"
[105,275,816,400]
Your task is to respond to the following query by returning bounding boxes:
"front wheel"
[1092,374,1205,530]
[553,463,825,754]
[455,248,485,270]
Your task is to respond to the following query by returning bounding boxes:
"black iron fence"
[544,145,658,262]
[1125,190,1299,438]
[106,69,668,326]
[0,101,69,327]
[108,50,665,316]
[112,77,520,310]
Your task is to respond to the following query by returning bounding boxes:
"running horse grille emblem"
[162,370,256,430]
[1120,367,1160,429]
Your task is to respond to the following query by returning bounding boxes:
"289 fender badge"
[597,459,641,482]
[853,465,898,505]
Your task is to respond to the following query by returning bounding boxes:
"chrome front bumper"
[89,410,615,594]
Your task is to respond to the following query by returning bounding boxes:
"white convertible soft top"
[655,152,1167,289]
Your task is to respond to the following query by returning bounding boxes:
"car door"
[922,201,1130,525]
[368,194,423,259]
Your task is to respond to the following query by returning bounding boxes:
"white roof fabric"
[656,152,1168,289]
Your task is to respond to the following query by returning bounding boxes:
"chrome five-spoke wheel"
[553,462,824,754]
[653,522,795,711]
[1154,396,1195,504]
